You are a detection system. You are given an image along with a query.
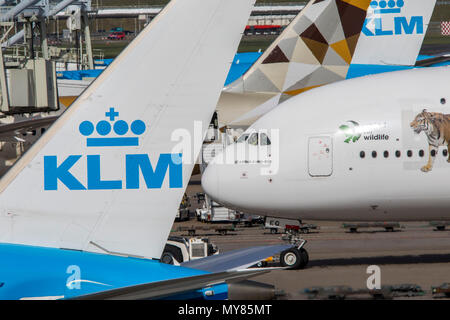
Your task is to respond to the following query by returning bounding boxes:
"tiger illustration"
[410,109,450,172]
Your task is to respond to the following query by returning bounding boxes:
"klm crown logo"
[79,108,146,147]
[370,0,404,14]
[363,0,424,37]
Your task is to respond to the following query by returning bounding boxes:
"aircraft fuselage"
[202,67,450,221]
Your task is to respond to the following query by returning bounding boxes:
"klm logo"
[79,107,146,147]
[363,1,423,36]
[44,108,183,191]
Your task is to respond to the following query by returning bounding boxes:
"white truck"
[196,194,240,223]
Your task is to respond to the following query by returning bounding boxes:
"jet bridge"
[0,0,94,113]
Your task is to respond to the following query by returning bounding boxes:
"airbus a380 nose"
[202,67,450,222]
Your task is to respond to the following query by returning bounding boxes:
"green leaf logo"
[339,121,361,144]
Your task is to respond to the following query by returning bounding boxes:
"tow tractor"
[160,236,219,265]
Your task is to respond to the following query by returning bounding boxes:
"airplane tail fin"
[226,0,372,96]
[348,0,437,78]
[0,0,255,259]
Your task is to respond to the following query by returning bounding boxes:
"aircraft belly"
[284,171,450,221]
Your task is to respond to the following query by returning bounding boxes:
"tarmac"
[170,182,450,300]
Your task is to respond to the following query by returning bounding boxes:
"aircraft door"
[308,136,333,177]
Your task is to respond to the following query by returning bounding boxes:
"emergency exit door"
[308,136,333,177]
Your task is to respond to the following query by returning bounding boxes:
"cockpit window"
[237,132,271,146]
[236,133,249,143]
[248,133,258,146]
[259,133,271,146]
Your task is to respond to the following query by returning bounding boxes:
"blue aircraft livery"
[0,243,227,300]
[43,108,183,191]
[363,1,423,37]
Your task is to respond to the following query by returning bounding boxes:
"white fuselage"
[202,67,450,221]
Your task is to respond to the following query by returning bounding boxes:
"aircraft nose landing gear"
[280,233,309,269]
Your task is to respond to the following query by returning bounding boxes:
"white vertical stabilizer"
[352,0,436,66]
[0,0,255,259]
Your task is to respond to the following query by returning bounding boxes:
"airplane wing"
[0,116,58,142]
[181,244,292,273]
[71,269,271,300]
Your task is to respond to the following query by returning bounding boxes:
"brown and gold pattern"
[236,0,372,97]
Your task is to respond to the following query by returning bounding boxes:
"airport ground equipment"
[194,192,205,204]
[175,207,190,222]
[161,236,219,266]
[304,284,425,300]
[176,224,237,237]
[215,225,236,236]
[432,283,450,298]
[195,194,240,223]
[196,206,208,221]
[175,193,191,222]
[177,225,201,236]
[429,221,449,231]
[342,222,401,233]
[241,213,264,227]
[265,216,318,234]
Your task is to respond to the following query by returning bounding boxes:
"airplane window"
[259,133,271,146]
[372,151,377,158]
[407,150,413,157]
[419,150,424,157]
[444,150,448,157]
[248,133,258,146]
[360,151,365,158]
[431,150,436,157]
[383,151,389,158]
[441,98,446,105]
[236,134,249,143]
[395,150,401,158]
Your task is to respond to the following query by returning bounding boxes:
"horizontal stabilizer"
[71,269,270,300]
[181,244,291,273]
